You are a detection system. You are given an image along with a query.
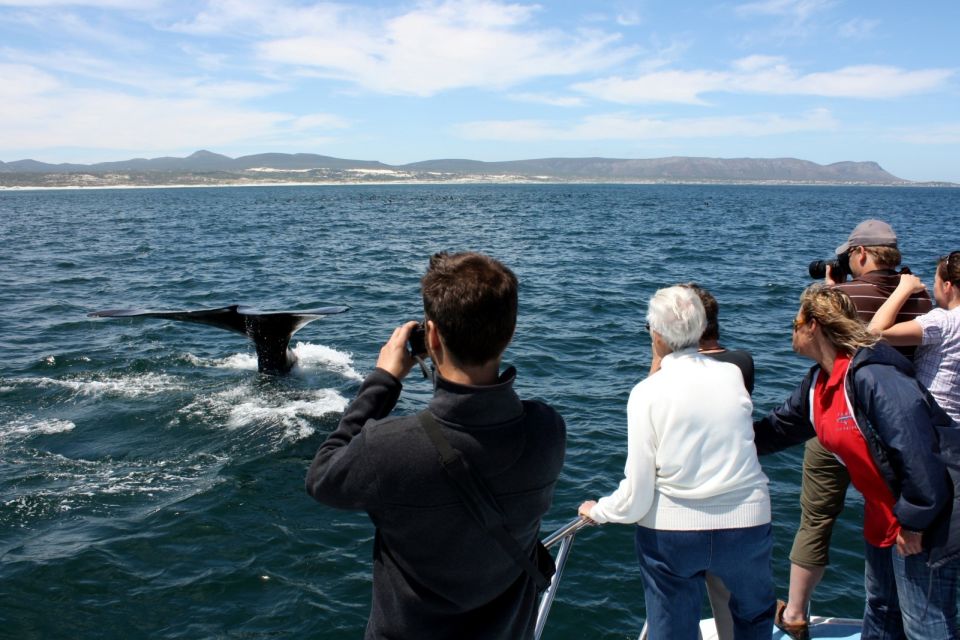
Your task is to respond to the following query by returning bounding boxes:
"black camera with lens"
[808,252,851,281]
[408,323,427,357]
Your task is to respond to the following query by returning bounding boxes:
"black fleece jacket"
[306,366,566,639]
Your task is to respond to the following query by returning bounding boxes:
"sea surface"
[1,183,958,639]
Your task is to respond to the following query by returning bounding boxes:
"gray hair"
[647,285,706,351]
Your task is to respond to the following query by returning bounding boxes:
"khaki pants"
[789,437,850,568]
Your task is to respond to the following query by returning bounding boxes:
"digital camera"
[808,252,851,281]
[408,323,427,357]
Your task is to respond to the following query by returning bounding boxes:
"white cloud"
[575,58,954,104]
[734,0,834,22]
[616,10,643,27]
[178,44,230,71]
[575,70,725,105]
[289,113,351,130]
[1,45,288,100]
[0,63,349,153]
[837,17,879,39]
[732,54,786,72]
[455,108,838,141]
[0,62,61,97]
[893,124,960,145]
[243,0,636,96]
[732,0,837,43]
[508,92,585,107]
[785,65,952,99]
[0,0,156,6]
[170,0,343,37]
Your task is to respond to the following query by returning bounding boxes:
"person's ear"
[426,320,442,351]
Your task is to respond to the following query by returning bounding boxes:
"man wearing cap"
[832,220,932,327]
[775,219,933,638]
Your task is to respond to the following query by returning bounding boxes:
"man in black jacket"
[306,251,566,639]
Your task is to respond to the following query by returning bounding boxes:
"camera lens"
[808,260,828,280]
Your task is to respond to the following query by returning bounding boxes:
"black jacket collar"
[428,366,524,428]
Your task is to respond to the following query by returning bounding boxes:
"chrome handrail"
[534,516,594,640]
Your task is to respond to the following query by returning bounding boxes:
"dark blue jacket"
[754,341,960,567]
[306,366,566,639]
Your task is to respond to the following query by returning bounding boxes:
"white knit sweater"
[590,349,770,530]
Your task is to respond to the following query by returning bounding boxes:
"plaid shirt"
[916,306,960,424]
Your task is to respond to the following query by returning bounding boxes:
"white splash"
[292,342,364,380]
[10,373,185,398]
[0,416,76,440]
[182,352,259,370]
[178,385,349,441]
[227,388,349,440]
[188,342,362,379]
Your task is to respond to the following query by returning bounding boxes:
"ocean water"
[1,183,958,639]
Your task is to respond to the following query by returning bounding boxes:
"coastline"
[2,177,955,192]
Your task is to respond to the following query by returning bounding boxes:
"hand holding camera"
[376,321,421,380]
[407,322,431,379]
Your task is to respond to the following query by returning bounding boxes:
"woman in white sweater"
[579,285,774,639]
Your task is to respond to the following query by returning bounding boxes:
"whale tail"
[89,305,349,374]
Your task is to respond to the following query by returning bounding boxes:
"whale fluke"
[89,305,349,374]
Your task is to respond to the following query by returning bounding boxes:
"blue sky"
[2,0,958,181]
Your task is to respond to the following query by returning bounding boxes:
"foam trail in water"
[1,451,228,525]
[178,385,349,441]
[228,389,349,441]
[0,416,76,441]
[5,373,185,398]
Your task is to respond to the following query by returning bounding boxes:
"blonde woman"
[755,284,958,640]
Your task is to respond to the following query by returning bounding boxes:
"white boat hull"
[638,616,863,639]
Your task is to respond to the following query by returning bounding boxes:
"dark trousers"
[635,524,775,640]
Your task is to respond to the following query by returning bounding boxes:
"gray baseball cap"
[835,219,898,255]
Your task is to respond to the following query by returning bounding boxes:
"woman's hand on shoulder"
[897,273,926,295]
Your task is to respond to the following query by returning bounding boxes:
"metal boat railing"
[534,516,594,640]
[533,517,863,640]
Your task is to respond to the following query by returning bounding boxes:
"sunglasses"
[939,251,960,263]
[792,317,807,332]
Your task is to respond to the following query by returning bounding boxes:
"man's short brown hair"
[421,252,518,366]
[862,245,902,269]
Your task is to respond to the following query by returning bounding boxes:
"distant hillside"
[0,150,392,173]
[0,150,915,186]
[400,156,905,183]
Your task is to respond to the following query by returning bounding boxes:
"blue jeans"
[635,524,775,640]
[862,542,959,640]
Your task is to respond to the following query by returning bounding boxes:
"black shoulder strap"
[418,411,549,590]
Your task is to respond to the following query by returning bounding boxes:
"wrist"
[372,366,404,386]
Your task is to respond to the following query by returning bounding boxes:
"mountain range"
[0,149,913,184]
